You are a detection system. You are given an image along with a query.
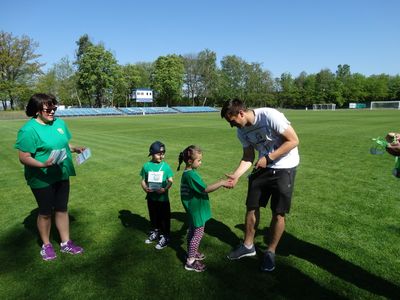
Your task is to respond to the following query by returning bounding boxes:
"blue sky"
[1,0,399,77]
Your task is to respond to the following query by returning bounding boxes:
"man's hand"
[225,174,239,188]
[255,156,267,169]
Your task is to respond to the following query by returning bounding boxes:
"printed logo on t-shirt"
[57,128,64,134]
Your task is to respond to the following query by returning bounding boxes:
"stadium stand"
[119,107,178,115]
[172,106,219,113]
[54,106,219,117]
[55,108,124,117]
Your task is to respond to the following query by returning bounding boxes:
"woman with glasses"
[15,93,85,261]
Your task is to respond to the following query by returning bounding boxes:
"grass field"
[1,110,399,299]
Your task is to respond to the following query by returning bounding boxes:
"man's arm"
[226,146,255,187]
[255,125,299,168]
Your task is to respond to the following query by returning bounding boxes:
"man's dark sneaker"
[227,243,256,260]
[145,230,159,244]
[261,251,275,272]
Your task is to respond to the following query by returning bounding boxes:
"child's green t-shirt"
[180,169,211,227]
[140,161,173,202]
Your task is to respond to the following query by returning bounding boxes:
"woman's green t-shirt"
[15,118,76,188]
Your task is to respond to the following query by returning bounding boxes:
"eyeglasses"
[42,107,57,113]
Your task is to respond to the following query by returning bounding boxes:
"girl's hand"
[221,179,234,189]
[155,188,166,194]
[225,174,238,187]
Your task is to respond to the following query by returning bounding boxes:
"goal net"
[312,103,336,110]
[370,101,400,110]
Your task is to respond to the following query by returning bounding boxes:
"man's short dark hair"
[220,99,247,118]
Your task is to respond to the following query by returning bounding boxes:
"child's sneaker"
[155,235,169,250]
[195,252,206,261]
[185,260,206,272]
[145,230,159,244]
[40,243,57,261]
[60,240,84,255]
[187,252,206,261]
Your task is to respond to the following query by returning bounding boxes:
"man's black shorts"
[246,167,296,214]
[31,180,70,215]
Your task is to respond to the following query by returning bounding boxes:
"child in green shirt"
[177,145,232,272]
[140,141,173,250]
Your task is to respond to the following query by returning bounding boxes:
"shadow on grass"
[235,224,400,299]
[207,257,347,300]
[22,208,77,247]
[116,210,344,298]
[118,210,241,264]
[0,209,346,298]
[0,209,77,275]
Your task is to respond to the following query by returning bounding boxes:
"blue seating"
[55,108,123,117]
[172,106,219,113]
[119,107,178,115]
[54,106,219,117]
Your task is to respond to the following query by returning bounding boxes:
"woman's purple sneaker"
[41,243,57,261]
[60,240,84,255]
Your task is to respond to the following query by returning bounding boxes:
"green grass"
[1,110,399,299]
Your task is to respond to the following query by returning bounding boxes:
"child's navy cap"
[148,141,166,156]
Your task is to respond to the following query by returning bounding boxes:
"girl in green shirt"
[178,145,232,272]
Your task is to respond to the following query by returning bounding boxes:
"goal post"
[370,101,400,110]
[312,103,336,110]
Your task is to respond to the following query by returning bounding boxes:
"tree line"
[1,31,399,110]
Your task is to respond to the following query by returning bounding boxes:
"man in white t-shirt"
[221,99,300,272]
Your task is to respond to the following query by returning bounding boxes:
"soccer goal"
[370,101,400,110]
[312,103,336,110]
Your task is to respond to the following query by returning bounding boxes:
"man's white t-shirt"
[237,108,299,169]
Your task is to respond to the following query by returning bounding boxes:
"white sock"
[244,243,254,249]
[60,241,69,246]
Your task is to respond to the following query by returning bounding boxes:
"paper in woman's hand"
[76,148,92,165]
[49,148,67,165]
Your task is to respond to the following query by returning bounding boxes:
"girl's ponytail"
[177,152,184,171]
[177,145,202,171]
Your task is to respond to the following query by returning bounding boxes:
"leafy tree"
[365,74,389,102]
[294,72,316,108]
[76,44,119,107]
[0,31,43,110]
[387,75,400,100]
[75,34,93,62]
[336,64,351,79]
[197,49,217,106]
[346,73,367,103]
[113,64,141,107]
[134,62,153,88]
[183,53,201,105]
[315,69,344,106]
[219,55,247,100]
[244,62,274,107]
[276,72,298,108]
[151,54,184,106]
[35,57,78,106]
